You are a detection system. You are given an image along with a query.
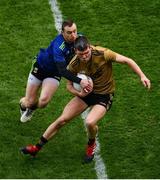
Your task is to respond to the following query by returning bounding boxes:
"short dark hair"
[62,19,74,31]
[74,36,90,51]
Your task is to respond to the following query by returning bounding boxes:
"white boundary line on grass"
[48,0,63,33]
[48,0,108,179]
[82,111,108,179]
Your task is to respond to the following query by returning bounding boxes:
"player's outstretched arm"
[115,53,151,89]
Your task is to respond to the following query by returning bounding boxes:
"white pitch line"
[82,113,108,179]
[94,137,108,179]
[48,0,63,33]
[48,0,108,179]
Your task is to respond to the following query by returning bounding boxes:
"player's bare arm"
[115,53,151,89]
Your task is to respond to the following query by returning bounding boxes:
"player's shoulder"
[91,45,116,58]
[69,55,78,65]
[52,34,65,50]
[91,45,109,52]
[91,45,106,57]
[54,34,64,42]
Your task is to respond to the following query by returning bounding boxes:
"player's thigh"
[86,104,107,125]
[62,97,88,120]
[40,78,60,100]
[25,73,41,100]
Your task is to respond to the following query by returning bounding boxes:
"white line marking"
[48,0,63,33]
[48,0,108,178]
[94,137,108,179]
[82,113,108,179]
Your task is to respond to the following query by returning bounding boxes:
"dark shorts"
[30,61,61,82]
[79,93,114,110]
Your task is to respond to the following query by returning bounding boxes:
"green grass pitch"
[0,0,160,178]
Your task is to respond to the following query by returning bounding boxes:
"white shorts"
[27,73,60,86]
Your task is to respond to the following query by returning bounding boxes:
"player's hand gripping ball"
[73,73,93,94]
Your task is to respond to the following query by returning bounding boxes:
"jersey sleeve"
[104,49,116,62]
[53,42,65,63]
[92,45,116,62]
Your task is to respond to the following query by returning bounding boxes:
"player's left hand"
[83,79,93,93]
[141,76,151,89]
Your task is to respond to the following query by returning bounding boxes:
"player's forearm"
[56,62,81,83]
[116,54,147,78]
[127,58,147,79]
[66,80,80,96]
